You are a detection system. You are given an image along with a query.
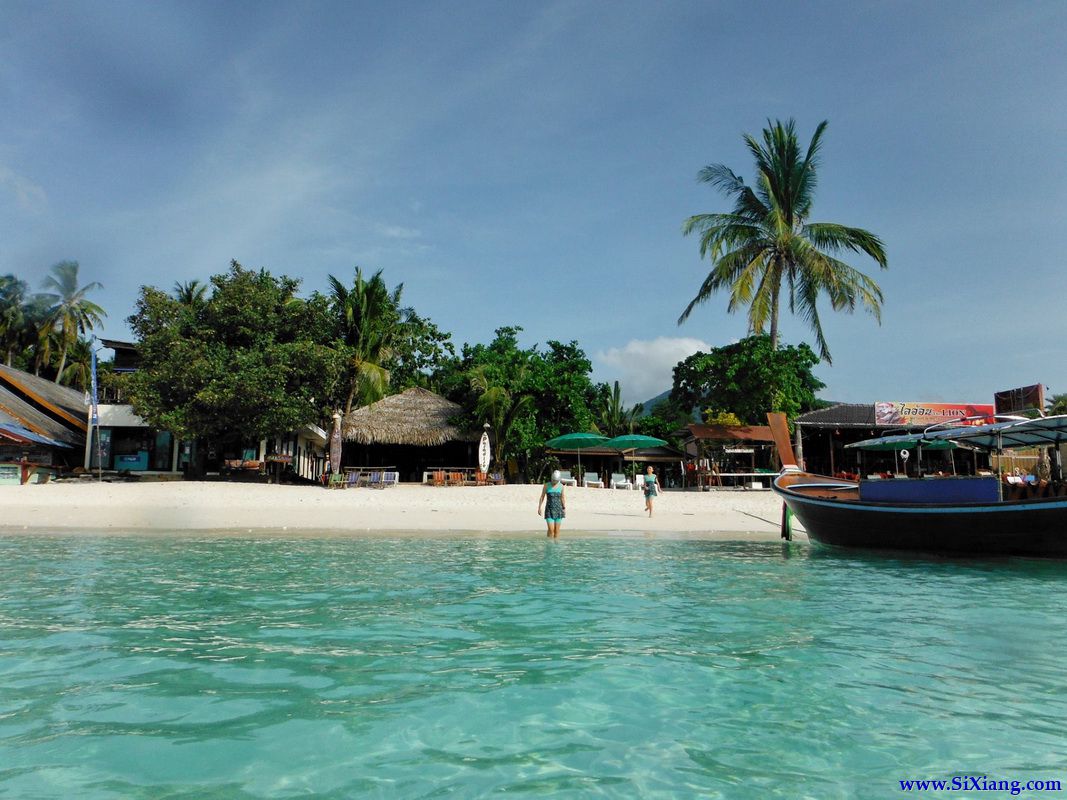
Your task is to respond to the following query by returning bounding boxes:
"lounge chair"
[432,470,446,487]
[558,470,578,487]
[488,472,504,485]
[609,473,631,490]
[381,471,399,488]
[367,470,383,488]
[347,469,361,488]
[327,472,346,489]
[583,472,604,488]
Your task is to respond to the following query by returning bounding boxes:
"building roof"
[795,403,878,428]
[342,387,469,446]
[683,423,775,442]
[100,338,139,352]
[0,386,83,446]
[0,364,88,432]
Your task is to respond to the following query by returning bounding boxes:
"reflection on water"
[0,535,1065,798]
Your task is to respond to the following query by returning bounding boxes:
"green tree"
[388,310,456,392]
[434,328,603,481]
[598,380,642,437]
[633,394,692,445]
[127,261,343,443]
[40,260,107,383]
[58,337,93,392]
[173,279,209,307]
[0,275,29,366]
[671,335,824,425]
[1046,393,1067,416]
[326,267,406,415]
[680,119,887,362]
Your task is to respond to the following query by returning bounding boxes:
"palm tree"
[1047,393,1067,416]
[469,364,534,469]
[680,119,888,363]
[0,274,29,366]
[173,279,208,306]
[599,381,642,437]
[58,337,93,392]
[40,261,106,383]
[328,267,406,415]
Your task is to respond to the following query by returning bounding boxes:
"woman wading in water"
[538,470,567,538]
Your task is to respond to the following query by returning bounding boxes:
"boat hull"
[775,476,1067,557]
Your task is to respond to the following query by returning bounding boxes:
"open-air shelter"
[342,387,476,482]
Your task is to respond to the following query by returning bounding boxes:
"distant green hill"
[636,389,671,417]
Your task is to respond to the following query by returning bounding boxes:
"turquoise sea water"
[1,534,1066,799]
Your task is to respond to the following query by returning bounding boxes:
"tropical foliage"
[1047,393,1067,416]
[0,262,107,380]
[680,118,887,362]
[431,327,604,481]
[127,261,344,443]
[670,335,824,425]
[39,260,107,383]
[598,380,642,437]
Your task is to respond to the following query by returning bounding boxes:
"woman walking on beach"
[538,470,567,538]
[642,465,662,518]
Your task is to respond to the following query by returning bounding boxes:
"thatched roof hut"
[342,387,468,446]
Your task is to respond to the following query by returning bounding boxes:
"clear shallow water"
[1,535,1065,799]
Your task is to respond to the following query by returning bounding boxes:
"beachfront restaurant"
[342,388,477,483]
[678,423,778,488]
[794,402,995,478]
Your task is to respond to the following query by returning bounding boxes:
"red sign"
[875,402,995,427]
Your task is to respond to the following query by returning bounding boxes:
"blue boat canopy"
[847,415,1067,452]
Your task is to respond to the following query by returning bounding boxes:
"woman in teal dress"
[643,466,662,518]
[537,470,567,538]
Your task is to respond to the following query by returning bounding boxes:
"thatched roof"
[342,387,467,446]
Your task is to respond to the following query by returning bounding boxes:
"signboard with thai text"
[874,402,994,428]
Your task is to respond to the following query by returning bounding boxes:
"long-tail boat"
[766,412,1067,557]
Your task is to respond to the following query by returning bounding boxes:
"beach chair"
[609,473,631,490]
[346,469,361,488]
[327,472,346,489]
[558,470,578,486]
[381,471,399,488]
[474,471,488,485]
[583,472,604,488]
[366,471,383,489]
[432,470,446,487]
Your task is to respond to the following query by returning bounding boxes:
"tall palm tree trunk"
[54,343,68,384]
[768,270,782,350]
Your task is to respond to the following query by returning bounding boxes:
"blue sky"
[2,1,1066,406]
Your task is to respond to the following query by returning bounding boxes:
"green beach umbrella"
[544,432,610,480]
[603,434,669,479]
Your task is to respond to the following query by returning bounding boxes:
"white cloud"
[594,337,711,406]
[0,165,48,214]
[376,223,422,240]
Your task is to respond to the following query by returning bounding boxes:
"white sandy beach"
[0,482,802,539]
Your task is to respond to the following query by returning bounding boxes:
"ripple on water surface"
[0,534,1065,798]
